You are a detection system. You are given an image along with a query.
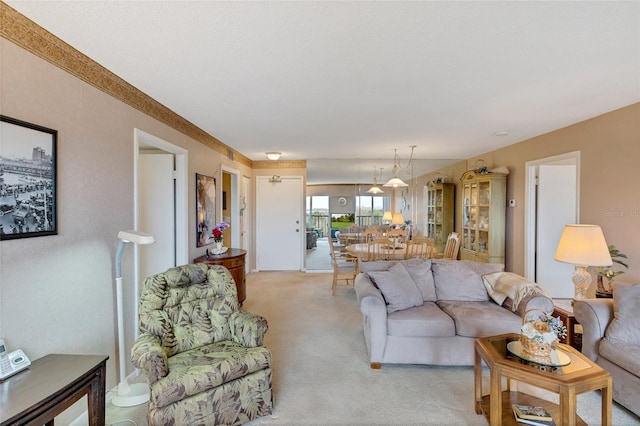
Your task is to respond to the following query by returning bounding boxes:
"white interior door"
[256,176,303,270]
[536,164,577,298]
[139,153,175,279]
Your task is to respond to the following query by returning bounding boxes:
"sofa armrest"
[573,299,613,361]
[355,273,388,367]
[229,311,269,347]
[131,333,168,384]
[511,294,554,318]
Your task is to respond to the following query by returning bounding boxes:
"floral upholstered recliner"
[132,263,273,425]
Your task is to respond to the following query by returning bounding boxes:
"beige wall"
[0,37,249,422]
[412,104,640,290]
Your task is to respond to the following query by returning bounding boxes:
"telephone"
[0,338,31,380]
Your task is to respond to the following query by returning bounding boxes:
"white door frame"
[524,151,580,280]
[221,165,241,247]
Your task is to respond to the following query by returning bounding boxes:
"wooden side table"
[194,248,247,303]
[0,354,108,426]
[552,299,582,351]
[474,333,612,426]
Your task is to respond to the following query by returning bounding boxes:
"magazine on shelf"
[512,404,553,420]
[512,404,556,426]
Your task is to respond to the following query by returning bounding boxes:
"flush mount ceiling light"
[366,166,384,194]
[383,145,416,187]
[266,152,281,160]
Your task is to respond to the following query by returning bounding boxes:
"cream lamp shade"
[383,177,408,188]
[391,213,405,225]
[554,224,612,300]
[382,211,393,221]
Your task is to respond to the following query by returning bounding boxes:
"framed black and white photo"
[0,116,57,240]
[196,173,216,247]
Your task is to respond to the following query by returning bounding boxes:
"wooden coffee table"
[474,333,612,426]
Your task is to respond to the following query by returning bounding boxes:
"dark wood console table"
[0,354,108,426]
[194,248,247,303]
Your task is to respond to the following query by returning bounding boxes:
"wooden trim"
[252,160,307,169]
[0,2,252,168]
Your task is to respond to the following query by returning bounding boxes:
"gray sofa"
[573,284,640,417]
[354,259,554,369]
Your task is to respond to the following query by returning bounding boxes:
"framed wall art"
[0,115,57,240]
[196,173,216,247]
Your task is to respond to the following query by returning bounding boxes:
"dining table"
[345,242,437,271]
[345,243,404,271]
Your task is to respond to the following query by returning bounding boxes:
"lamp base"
[572,264,592,301]
[111,381,150,407]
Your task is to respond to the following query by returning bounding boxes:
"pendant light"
[366,166,384,194]
[383,146,416,187]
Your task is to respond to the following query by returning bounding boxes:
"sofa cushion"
[599,337,640,376]
[605,282,640,346]
[367,263,423,313]
[150,340,272,408]
[402,259,437,302]
[387,302,455,337]
[431,260,496,301]
[437,300,522,338]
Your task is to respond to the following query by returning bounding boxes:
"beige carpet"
[106,271,640,426]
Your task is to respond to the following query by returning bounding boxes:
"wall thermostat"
[338,197,347,207]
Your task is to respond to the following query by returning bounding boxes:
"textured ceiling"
[6,1,640,184]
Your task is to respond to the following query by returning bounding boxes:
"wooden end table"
[553,299,582,351]
[474,333,611,426]
[0,354,108,426]
[194,248,247,303]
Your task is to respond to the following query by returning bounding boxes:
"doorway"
[221,166,241,250]
[134,128,188,290]
[524,151,580,298]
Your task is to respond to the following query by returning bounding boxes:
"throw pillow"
[605,282,640,346]
[431,260,490,301]
[403,259,437,302]
[367,263,424,313]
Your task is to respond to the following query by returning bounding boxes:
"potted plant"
[596,245,628,297]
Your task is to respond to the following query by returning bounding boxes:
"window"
[356,196,390,227]
[306,196,329,237]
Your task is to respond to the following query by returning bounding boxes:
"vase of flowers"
[212,221,229,250]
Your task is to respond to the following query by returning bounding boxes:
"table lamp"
[112,230,155,407]
[554,224,612,300]
[391,213,404,226]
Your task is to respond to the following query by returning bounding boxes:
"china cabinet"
[460,170,507,264]
[424,181,454,254]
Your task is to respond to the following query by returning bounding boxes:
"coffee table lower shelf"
[479,390,587,426]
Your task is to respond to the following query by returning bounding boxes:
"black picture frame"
[0,115,57,240]
[196,173,216,247]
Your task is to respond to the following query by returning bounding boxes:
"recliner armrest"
[573,299,613,361]
[229,311,269,347]
[131,333,168,384]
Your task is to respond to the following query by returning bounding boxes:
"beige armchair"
[132,263,273,425]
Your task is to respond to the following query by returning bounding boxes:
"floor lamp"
[112,230,155,407]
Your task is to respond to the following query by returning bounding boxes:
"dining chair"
[366,237,394,261]
[328,235,357,294]
[441,232,461,260]
[387,228,408,245]
[362,228,382,243]
[328,233,348,260]
[405,237,435,259]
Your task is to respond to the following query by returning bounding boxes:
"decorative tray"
[507,341,571,367]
